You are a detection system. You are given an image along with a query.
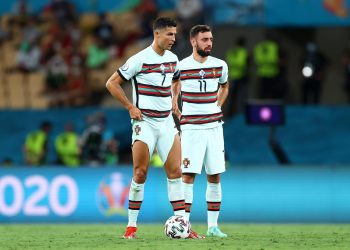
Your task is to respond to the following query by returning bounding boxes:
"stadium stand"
[7,73,28,109]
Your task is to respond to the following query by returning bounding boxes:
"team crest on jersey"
[121,63,129,71]
[183,158,190,168]
[199,69,205,79]
[134,125,141,135]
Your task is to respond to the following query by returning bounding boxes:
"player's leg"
[206,174,226,237]
[162,134,186,216]
[180,129,206,239]
[181,129,206,221]
[157,117,185,217]
[123,121,155,239]
[128,141,151,224]
[182,173,196,221]
[204,126,227,238]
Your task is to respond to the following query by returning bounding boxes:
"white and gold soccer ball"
[164,215,191,239]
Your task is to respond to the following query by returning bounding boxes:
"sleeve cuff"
[117,69,128,82]
[172,70,180,80]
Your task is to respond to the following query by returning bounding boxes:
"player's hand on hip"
[128,105,143,121]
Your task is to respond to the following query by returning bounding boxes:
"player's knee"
[182,173,195,184]
[134,168,147,183]
[167,166,182,179]
[207,174,220,183]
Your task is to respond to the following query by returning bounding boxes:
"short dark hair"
[190,25,212,39]
[153,17,177,31]
[40,121,52,130]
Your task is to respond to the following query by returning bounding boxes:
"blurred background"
[0,0,349,224]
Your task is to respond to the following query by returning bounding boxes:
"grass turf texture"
[1,224,350,250]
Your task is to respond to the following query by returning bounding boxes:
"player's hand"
[128,105,143,121]
[172,101,181,120]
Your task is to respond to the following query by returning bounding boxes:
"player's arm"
[217,82,229,108]
[106,72,143,120]
[217,62,229,108]
[172,74,182,119]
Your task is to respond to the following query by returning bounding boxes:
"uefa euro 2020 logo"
[97,173,130,217]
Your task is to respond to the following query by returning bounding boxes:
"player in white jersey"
[173,25,229,238]
[106,17,201,239]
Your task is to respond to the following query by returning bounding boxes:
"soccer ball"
[164,215,191,239]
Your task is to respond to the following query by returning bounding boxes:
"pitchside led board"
[245,100,285,126]
[1,167,350,223]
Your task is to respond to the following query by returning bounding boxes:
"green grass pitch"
[1,224,350,250]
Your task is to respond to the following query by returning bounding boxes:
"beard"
[196,47,211,57]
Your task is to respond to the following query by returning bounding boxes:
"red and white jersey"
[118,46,180,120]
[179,55,228,130]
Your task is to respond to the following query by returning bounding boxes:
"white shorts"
[181,126,225,175]
[131,115,178,163]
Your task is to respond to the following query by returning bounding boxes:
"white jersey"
[118,46,180,120]
[179,55,228,130]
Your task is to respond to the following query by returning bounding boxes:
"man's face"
[155,26,177,50]
[192,31,213,57]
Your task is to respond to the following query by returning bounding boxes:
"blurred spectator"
[102,137,120,166]
[94,13,115,48]
[43,0,77,27]
[23,121,52,166]
[11,0,32,27]
[176,0,203,38]
[21,17,42,44]
[16,41,41,72]
[40,21,74,70]
[43,21,74,60]
[43,48,69,106]
[341,42,350,103]
[134,0,158,41]
[301,42,328,104]
[80,112,106,166]
[254,31,282,99]
[86,37,110,69]
[66,20,81,46]
[225,36,250,116]
[55,122,81,167]
[64,45,88,106]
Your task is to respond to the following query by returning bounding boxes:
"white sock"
[167,178,185,217]
[183,182,193,221]
[127,179,144,227]
[206,182,222,228]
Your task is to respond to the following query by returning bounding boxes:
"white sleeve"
[219,61,229,84]
[117,55,141,81]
